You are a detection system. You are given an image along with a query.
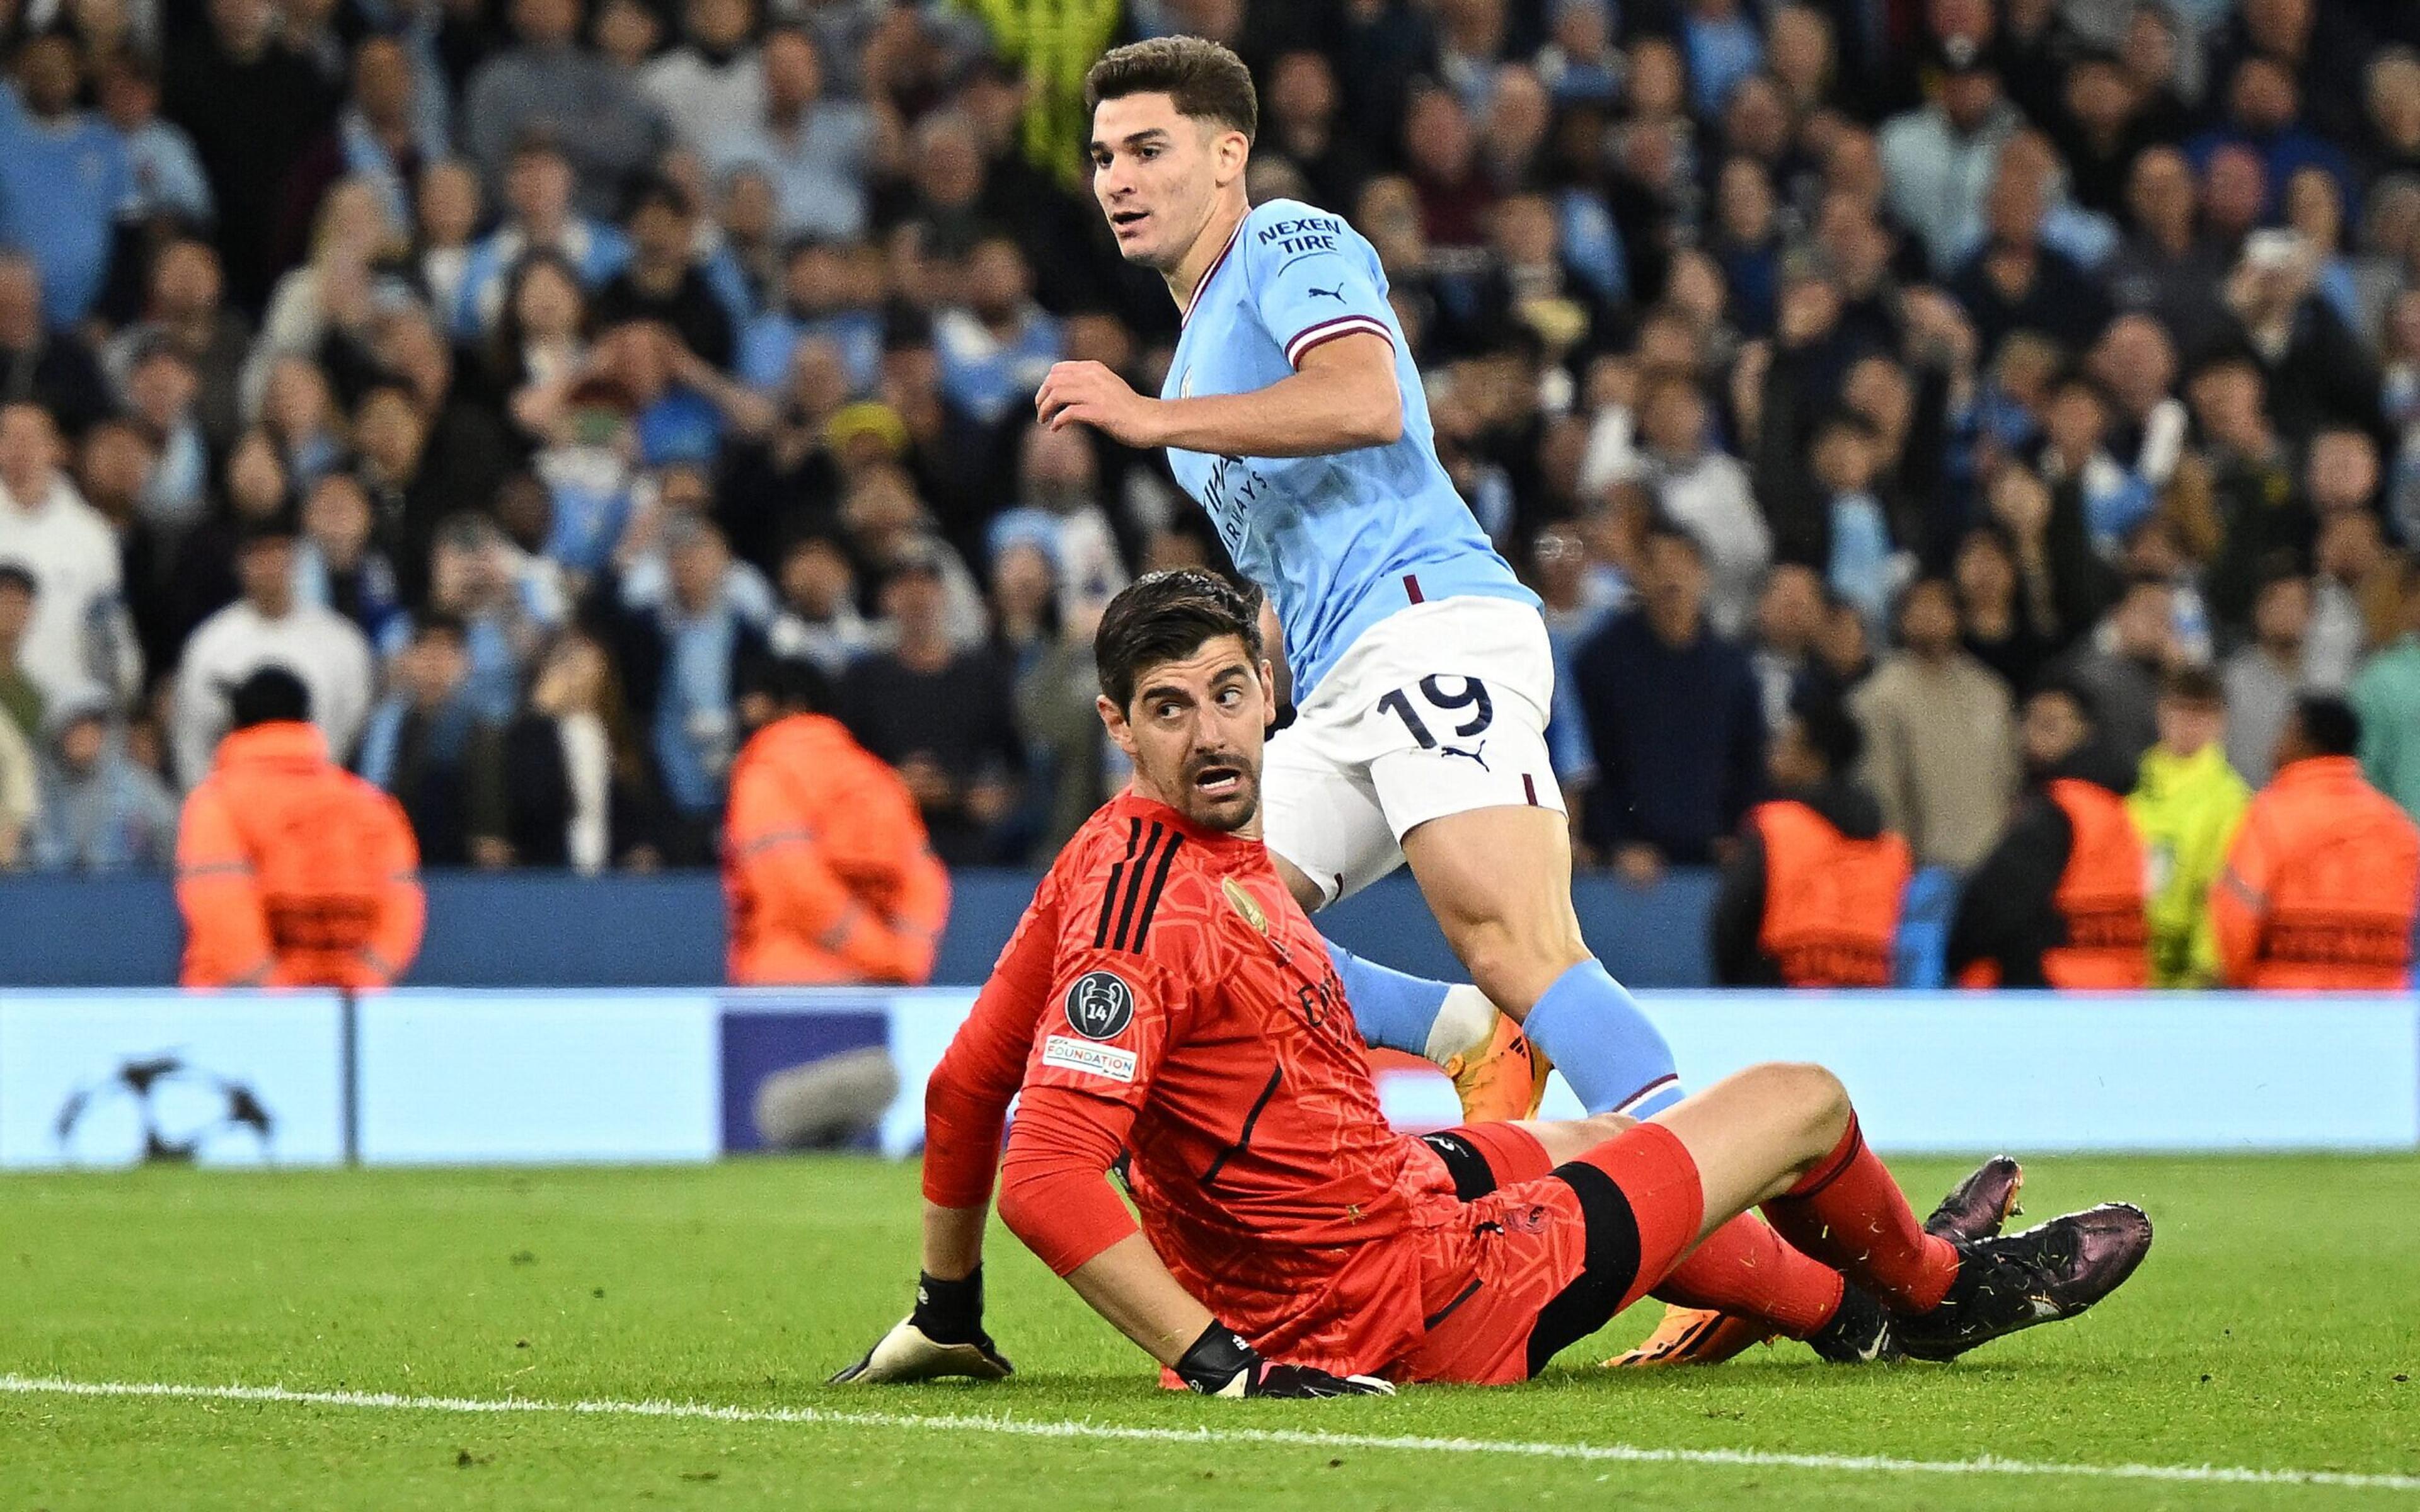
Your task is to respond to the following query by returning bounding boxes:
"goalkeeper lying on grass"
[837,571,2152,1396]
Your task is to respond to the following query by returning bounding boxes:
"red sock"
[1652,1214,1844,1337]
[1760,1114,1961,1314]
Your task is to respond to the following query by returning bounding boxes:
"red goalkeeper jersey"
[925,791,1439,1373]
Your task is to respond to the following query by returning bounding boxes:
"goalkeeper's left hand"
[829,1268,1014,1384]
[1173,1322,1396,1399]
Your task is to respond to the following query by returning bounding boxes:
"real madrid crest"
[1220,876,1267,936]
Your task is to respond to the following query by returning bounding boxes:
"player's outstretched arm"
[1035,335,1402,458]
[998,1088,1392,1399]
[833,890,1067,1384]
[828,1156,1020,1384]
[1062,1234,1393,1397]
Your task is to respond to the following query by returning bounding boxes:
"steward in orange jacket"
[725,658,950,985]
[1711,689,1911,986]
[1950,681,2149,989]
[2213,696,2420,990]
[177,668,424,988]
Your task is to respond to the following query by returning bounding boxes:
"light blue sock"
[1520,959,1685,1116]
[1325,941,1451,1057]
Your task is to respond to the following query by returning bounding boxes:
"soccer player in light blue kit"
[1035,37,1685,1137]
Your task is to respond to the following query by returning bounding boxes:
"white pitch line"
[3,1374,2415,1494]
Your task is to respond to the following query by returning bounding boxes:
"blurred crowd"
[1,0,2419,884]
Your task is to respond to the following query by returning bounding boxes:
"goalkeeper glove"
[1172,1322,1395,1399]
[829,1268,1014,1383]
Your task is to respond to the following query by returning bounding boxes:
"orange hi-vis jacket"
[2039,777,2152,988]
[176,721,425,989]
[1751,799,1911,986]
[723,713,950,985]
[2212,755,2420,990]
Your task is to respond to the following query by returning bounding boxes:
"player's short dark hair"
[1085,37,1258,145]
[229,667,311,729]
[1788,685,1862,774]
[1095,568,1264,711]
[2291,693,2360,758]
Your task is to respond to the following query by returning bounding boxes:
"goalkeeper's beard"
[1175,749,1259,833]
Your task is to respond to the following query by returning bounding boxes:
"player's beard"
[1180,750,1259,832]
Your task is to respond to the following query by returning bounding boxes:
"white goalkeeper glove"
[829,1269,1014,1384]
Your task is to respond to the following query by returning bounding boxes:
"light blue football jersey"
[1160,198,1537,696]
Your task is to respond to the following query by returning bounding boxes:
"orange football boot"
[1442,1014,1552,1123]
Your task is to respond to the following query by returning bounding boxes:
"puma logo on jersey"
[1307,285,1345,302]
[1439,740,1489,770]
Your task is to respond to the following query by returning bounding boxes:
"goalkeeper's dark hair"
[1095,569,1264,711]
[1085,36,1258,145]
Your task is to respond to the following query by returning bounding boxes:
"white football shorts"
[1262,596,1566,909]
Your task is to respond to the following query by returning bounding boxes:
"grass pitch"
[1,1154,2414,1509]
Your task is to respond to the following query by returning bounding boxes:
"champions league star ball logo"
[53,1055,275,1166]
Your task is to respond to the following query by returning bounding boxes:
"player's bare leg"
[1291,816,1891,1363]
[1397,804,1587,1012]
[1398,805,1684,1118]
[1472,1109,1872,1363]
[1294,816,1894,1360]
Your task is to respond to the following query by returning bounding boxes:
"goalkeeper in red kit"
[836,571,2152,1395]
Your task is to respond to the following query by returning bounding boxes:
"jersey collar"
[1180,214,1246,328]
[1108,787,1258,853]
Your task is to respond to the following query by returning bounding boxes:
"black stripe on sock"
[1792,1119,1866,1200]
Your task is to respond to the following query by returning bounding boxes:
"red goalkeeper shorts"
[1395,1120,1705,1385]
